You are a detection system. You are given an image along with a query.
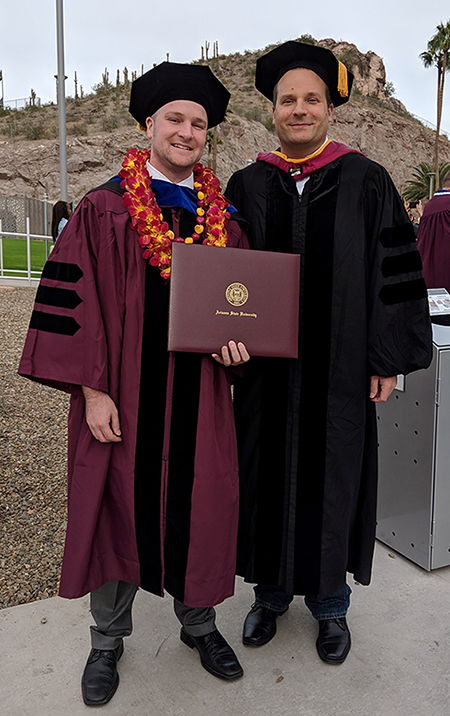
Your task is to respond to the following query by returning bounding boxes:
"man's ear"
[146,116,153,140]
[327,104,334,124]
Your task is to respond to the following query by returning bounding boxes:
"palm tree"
[403,161,450,202]
[420,21,450,191]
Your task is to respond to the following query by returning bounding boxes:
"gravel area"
[0,286,69,608]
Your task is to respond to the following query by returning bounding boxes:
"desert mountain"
[0,37,449,205]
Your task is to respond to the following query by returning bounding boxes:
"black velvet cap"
[129,62,230,128]
[256,41,354,107]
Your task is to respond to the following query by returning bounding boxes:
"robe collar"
[257,139,362,180]
[146,161,194,189]
[110,160,236,215]
[142,160,200,213]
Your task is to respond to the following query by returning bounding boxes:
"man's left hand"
[370,375,397,403]
[212,341,250,367]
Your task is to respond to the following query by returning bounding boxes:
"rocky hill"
[1,36,450,205]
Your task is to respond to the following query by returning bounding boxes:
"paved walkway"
[1,542,450,716]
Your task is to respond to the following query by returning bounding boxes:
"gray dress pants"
[90,580,217,650]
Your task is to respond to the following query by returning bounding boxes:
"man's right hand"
[82,386,122,443]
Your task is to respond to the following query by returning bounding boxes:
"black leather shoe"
[81,641,124,706]
[180,628,243,680]
[316,617,351,664]
[242,603,288,647]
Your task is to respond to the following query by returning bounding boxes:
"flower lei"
[119,148,231,279]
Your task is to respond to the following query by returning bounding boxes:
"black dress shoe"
[316,617,351,664]
[180,628,243,680]
[81,641,124,706]
[242,603,288,647]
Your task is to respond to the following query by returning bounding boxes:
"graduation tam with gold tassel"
[255,41,354,107]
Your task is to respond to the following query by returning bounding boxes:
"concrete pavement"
[1,541,450,716]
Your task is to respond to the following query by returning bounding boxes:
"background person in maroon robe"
[19,63,249,706]
[226,41,432,667]
[417,172,450,292]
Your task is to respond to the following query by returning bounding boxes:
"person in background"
[51,200,72,241]
[403,199,423,237]
[417,172,450,291]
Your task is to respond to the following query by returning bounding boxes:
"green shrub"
[92,82,114,97]
[297,34,316,45]
[101,114,119,131]
[336,49,355,72]
[46,123,59,139]
[69,122,88,136]
[244,107,263,122]
[385,81,396,98]
[23,122,46,140]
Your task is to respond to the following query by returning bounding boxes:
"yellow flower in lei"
[119,148,231,279]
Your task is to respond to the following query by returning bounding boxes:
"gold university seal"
[226,282,249,307]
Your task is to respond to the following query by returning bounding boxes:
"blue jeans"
[254,582,351,621]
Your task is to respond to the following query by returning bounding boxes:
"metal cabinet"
[376,324,450,570]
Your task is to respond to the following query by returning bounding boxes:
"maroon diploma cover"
[168,242,300,357]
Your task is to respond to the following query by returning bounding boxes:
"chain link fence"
[0,196,49,235]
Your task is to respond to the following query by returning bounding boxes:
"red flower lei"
[119,148,231,279]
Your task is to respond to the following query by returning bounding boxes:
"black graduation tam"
[256,41,354,107]
[129,62,230,128]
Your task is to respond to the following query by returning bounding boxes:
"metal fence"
[410,113,449,139]
[0,218,51,287]
[4,96,41,110]
[0,195,50,235]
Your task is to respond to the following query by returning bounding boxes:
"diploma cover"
[168,242,300,357]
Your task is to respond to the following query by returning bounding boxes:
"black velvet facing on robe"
[35,285,82,309]
[381,251,423,277]
[29,310,81,336]
[41,261,83,283]
[164,353,202,600]
[379,223,416,248]
[293,164,339,593]
[254,170,294,582]
[134,208,202,602]
[379,278,428,305]
[134,262,170,595]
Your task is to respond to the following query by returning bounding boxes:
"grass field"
[0,238,51,274]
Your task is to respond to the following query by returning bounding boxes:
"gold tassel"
[137,122,146,131]
[337,62,348,98]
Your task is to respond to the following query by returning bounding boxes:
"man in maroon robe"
[417,172,450,291]
[19,63,249,706]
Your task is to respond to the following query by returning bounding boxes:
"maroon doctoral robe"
[19,181,247,607]
[417,189,450,292]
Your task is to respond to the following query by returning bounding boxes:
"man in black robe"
[19,63,250,706]
[225,41,432,665]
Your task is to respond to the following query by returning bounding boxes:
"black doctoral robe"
[225,152,432,596]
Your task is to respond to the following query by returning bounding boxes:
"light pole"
[427,172,435,199]
[56,0,68,201]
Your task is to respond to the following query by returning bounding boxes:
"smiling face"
[146,100,208,182]
[273,68,333,159]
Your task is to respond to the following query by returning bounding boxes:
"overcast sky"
[2,0,449,133]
